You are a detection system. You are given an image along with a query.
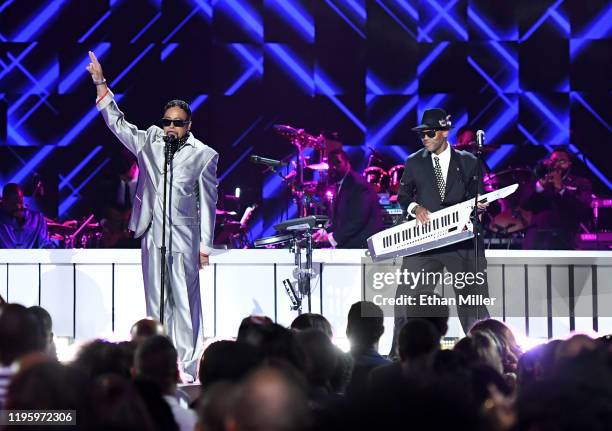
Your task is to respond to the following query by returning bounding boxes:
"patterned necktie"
[433,156,445,200]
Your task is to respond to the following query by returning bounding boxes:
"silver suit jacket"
[97,91,218,254]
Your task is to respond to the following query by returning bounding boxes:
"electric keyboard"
[274,215,329,232]
[367,184,518,261]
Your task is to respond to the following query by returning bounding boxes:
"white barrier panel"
[1,250,611,353]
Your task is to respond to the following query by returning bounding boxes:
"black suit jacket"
[397,146,485,252]
[331,171,384,248]
[522,174,592,249]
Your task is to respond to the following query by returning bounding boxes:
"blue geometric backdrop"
[0,0,610,240]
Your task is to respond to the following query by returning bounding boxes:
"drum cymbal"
[273,124,324,149]
[306,162,329,170]
[454,142,501,154]
[216,209,237,216]
[484,167,534,187]
[273,124,300,138]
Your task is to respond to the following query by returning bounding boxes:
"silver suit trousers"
[141,224,204,376]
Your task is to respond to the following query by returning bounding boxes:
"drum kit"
[264,125,334,219]
[47,214,103,248]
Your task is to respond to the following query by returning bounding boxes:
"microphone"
[476,130,485,149]
[163,134,178,164]
[250,155,287,167]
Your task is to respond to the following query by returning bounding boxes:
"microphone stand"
[160,137,175,324]
[472,131,484,321]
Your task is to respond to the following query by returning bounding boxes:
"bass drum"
[363,166,388,193]
[388,165,404,196]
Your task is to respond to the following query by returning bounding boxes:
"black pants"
[390,249,490,356]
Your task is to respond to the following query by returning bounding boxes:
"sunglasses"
[161,118,190,128]
[417,130,437,139]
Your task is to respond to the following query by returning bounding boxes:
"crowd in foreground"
[1,297,612,431]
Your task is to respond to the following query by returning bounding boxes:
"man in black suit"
[522,147,592,249]
[313,149,383,248]
[393,108,490,345]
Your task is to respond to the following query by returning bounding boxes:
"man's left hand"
[477,195,489,212]
[199,253,209,268]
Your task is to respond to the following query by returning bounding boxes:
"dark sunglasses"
[161,118,190,128]
[417,130,437,139]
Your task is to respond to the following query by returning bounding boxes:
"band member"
[522,147,592,249]
[93,150,140,248]
[0,183,51,249]
[394,108,490,342]
[313,149,384,248]
[87,51,218,378]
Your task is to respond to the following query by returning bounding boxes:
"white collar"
[431,141,451,161]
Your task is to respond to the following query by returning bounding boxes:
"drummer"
[0,183,52,249]
[313,150,384,248]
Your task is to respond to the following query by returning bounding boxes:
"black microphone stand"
[160,136,176,324]
[472,131,485,321]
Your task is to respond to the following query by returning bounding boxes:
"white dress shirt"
[407,141,451,217]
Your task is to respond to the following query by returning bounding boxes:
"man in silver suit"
[87,51,218,378]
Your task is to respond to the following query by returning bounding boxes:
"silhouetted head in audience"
[28,305,57,359]
[0,303,47,366]
[195,381,236,431]
[73,339,133,381]
[295,329,338,393]
[346,301,384,353]
[398,318,441,363]
[130,318,165,344]
[198,340,262,388]
[517,342,549,391]
[236,315,274,346]
[226,367,311,431]
[516,342,612,431]
[470,318,522,373]
[556,334,597,362]
[91,373,156,431]
[237,317,305,370]
[290,313,333,338]
[454,331,504,375]
[133,335,179,395]
[405,293,450,336]
[6,361,93,427]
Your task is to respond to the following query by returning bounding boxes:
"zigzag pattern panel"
[0,0,609,241]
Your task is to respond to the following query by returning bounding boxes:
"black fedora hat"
[411,108,453,131]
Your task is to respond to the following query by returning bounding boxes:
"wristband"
[93,78,106,86]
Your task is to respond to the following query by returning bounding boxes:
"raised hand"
[86,51,104,82]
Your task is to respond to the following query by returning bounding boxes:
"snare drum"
[254,233,295,248]
[388,165,404,195]
[363,166,388,193]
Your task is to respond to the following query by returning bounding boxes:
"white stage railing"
[1,249,611,353]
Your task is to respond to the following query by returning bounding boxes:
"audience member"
[226,367,311,431]
[194,381,236,431]
[133,335,197,431]
[28,305,58,359]
[130,318,165,344]
[90,373,156,431]
[290,313,333,338]
[198,340,262,389]
[344,301,389,398]
[0,303,47,408]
